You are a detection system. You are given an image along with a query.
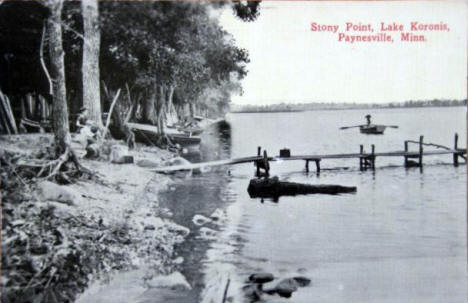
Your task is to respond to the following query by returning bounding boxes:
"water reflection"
[158,120,234,302]
[162,108,466,303]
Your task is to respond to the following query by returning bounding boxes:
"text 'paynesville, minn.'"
[310,21,450,43]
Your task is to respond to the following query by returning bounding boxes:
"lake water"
[159,106,467,303]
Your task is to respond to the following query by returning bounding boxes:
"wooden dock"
[151,133,466,174]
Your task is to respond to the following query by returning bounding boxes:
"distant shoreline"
[230,101,466,114]
[231,109,305,114]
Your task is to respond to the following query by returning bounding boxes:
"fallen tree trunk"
[247,176,356,198]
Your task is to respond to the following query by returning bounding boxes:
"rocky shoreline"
[1,134,191,302]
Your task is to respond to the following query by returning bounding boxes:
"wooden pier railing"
[151,133,466,174]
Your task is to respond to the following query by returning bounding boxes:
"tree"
[96,1,258,143]
[81,0,102,127]
[44,0,70,154]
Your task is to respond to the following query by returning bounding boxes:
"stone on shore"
[210,208,225,222]
[36,181,77,205]
[145,271,192,290]
[292,276,311,287]
[192,214,212,226]
[110,145,133,164]
[249,272,275,284]
[263,276,311,298]
[243,283,263,301]
[264,278,299,298]
[164,156,191,167]
[199,227,217,240]
[136,159,161,168]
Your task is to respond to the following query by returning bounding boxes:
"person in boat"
[365,114,372,126]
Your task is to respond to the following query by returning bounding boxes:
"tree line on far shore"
[232,99,466,113]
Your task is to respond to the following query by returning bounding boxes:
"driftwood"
[102,88,121,139]
[0,91,18,134]
[247,176,356,198]
[406,139,466,160]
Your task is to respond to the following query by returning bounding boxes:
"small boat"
[127,122,201,146]
[359,124,386,135]
[340,114,398,135]
[177,126,204,136]
[166,130,201,145]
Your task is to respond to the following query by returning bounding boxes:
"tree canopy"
[0,0,259,121]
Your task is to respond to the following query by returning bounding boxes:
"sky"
[218,1,467,105]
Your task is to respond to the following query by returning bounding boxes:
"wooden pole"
[419,135,424,167]
[359,145,364,170]
[305,160,309,173]
[222,278,231,303]
[315,159,321,174]
[256,146,261,177]
[453,133,459,166]
[404,140,408,167]
[371,144,375,169]
[263,150,270,177]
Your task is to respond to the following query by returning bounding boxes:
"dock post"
[404,141,408,167]
[315,160,321,174]
[453,133,459,166]
[359,145,364,170]
[305,160,309,173]
[418,135,424,167]
[263,150,270,177]
[256,146,261,176]
[371,144,376,169]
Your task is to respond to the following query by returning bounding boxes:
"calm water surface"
[159,107,467,303]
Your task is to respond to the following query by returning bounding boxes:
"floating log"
[247,176,356,198]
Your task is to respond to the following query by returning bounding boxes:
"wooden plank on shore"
[151,156,263,172]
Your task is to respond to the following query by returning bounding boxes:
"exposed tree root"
[9,146,96,184]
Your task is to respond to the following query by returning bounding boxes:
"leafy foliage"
[99,1,251,117]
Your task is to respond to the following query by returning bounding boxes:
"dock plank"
[151,148,466,173]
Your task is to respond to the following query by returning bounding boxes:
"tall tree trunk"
[189,102,195,118]
[167,85,175,115]
[46,0,71,154]
[157,85,166,135]
[82,0,103,127]
[144,86,157,124]
[166,85,177,125]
